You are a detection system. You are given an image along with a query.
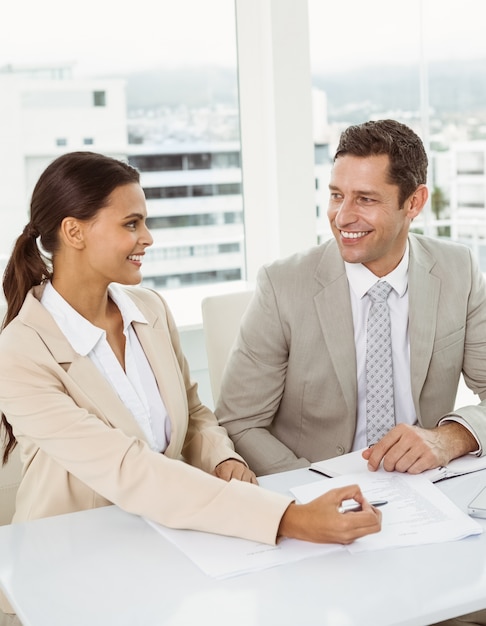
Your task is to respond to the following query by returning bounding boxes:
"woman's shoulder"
[117,285,170,319]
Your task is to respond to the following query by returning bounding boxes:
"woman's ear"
[59,217,85,249]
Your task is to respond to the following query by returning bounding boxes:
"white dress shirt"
[346,245,480,453]
[41,281,171,452]
[346,245,415,450]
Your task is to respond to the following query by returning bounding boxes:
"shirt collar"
[40,282,148,356]
[345,241,409,300]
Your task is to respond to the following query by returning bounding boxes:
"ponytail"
[1,224,50,463]
[2,224,51,329]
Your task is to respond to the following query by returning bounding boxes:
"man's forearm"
[231,427,310,476]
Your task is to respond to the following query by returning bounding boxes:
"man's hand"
[213,459,258,484]
[362,422,478,474]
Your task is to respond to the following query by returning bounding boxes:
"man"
[216,119,486,626]
[216,119,486,478]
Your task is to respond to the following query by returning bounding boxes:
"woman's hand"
[213,459,258,484]
[277,484,382,544]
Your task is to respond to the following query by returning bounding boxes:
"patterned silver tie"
[366,281,395,445]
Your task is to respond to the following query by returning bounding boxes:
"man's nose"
[335,197,358,227]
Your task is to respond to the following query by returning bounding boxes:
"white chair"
[0,445,21,525]
[201,290,254,405]
[0,301,22,525]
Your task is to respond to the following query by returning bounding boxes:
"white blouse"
[41,281,171,452]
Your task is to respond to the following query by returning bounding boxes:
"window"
[130,154,183,172]
[308,0,486,267]
[0,0,244,291]
[457,184,485,208]
[187,153,211,169]
[457,151,484,175]
[212,152,240,168]
[93,91,106,107]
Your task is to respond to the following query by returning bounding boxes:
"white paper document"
[310,448,486,483]
[144,517,343,579]
[291,472,483,553]
[143,470,482,579]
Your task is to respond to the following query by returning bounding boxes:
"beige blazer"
[217,234,486,476]
[0,285,290,542]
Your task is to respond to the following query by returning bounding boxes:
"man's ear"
[59,217,85,249]
[407,184,428,220]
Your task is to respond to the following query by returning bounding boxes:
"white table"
[1,467,486,626]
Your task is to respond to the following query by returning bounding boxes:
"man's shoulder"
[409,233,473,262]
[263,239,337,274]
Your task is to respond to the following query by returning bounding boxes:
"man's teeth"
[341,231,368,239]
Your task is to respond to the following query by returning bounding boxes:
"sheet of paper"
[291,472,483,553]
[310,448,486,482]
[144,518,343,579]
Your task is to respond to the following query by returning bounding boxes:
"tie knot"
[367,281,393,303]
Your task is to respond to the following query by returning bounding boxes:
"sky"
[308,0,486,73]
[0,0,238,75]
[1,0,485,76]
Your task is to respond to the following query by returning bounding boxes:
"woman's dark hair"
[334,119,428,206]
[1,151,140,463]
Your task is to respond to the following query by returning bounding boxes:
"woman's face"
[79,183,153,287]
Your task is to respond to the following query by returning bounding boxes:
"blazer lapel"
[131,320,187,455]
[408,236,441,412]
[65,357,149,441]
[313,244,357,415]
[22,287,149,443]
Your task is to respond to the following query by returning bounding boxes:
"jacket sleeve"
[0,313,291,544]
[152,289,249,472]
[439,250,486,452]
[215,267,310,475]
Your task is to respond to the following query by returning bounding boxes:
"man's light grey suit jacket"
[217,234,486,476]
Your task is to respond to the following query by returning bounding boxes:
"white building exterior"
[129,142,245,288]
[448,141,486,239]
[0,64,128,268]
[0,68,332,292]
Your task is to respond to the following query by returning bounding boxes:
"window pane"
[308,0,486,268]
[0,0,244,289]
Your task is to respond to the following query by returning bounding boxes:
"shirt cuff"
[438,415,482,455]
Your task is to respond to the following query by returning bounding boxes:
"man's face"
[327,154,424,277]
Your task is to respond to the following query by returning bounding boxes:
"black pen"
[338,499,388,513]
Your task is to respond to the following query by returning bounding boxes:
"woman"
[0,151,381,547]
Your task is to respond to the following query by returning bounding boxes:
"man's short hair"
[334,119,428,206]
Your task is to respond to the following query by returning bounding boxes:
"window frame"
[235,0,316,282]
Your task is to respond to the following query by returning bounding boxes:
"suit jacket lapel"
[408,236,441,412]
[313,243,357,415]
[131,320,187,455]
[22,287,149,443]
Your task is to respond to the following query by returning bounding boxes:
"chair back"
[201,290,254,404]
[0,445,21,525]
[0,300,22,525]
